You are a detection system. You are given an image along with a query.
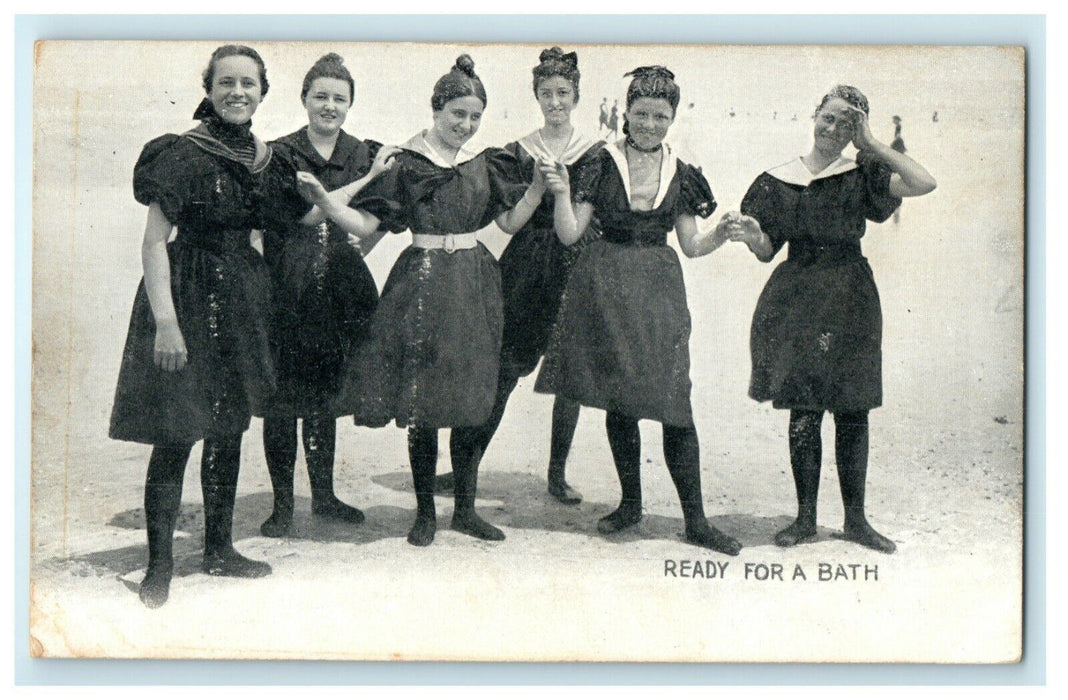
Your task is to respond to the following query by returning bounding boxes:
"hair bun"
[453,54,476,76]
[540,47,563,62]
[317,52,344,67]
[625,65,676,81]
[539,46,578,68]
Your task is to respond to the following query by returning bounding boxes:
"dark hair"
[622,65,680,135]
[301,52,354,102]
[532,47,580,102]
[202,44,269,96]
[814,84,870,118]
[431,54,487,112]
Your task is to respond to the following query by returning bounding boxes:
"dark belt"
[173,228,255,255]
[786,241,863,266]
[600,227,668,248]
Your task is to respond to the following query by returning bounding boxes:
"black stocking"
[833,411,896,553]
[305,413,363,523]
[598,411,643,533]
[662,424,740,555]
[407,426,438,546]
[261,414,297,537]
[140,443,193,608]
[547,396,582,504]
[776,409,823,547]
[201,433,271,578]
[441,370,520,493]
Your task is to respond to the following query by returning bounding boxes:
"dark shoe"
[312,496,365,525]
[407,514,437,547]
[833,519,897,553]
[452,510,505,541]
[139,565,173,609]
[202,548,272,578]
[685,520,742,556]
[596,502,643,534]
[548,478,582,505]
[773,519,818,547]
[259,505,293,538]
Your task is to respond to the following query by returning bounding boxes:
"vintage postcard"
[29,40,1024,662]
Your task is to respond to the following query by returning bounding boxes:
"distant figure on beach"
[932,110,939,123]
[890,115,906,224]
[598,97,610,134]
[607,99,619,137]
[729,107,735,118]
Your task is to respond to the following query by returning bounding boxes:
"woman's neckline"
[538,124,574,159]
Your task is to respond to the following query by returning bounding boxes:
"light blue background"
[13,13,1045,685]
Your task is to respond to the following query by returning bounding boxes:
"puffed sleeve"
[480,147,530,228]
[505,140,537,180]
[677,161,717,219]
[358,139,383,177]
[569,147,605,205]
[857,149,903,223]
[351,156,409,233]
[132,134,187,222]
[257,144,314,229]
[740,173,791,256]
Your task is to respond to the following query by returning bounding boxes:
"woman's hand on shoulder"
[369,145,402,178]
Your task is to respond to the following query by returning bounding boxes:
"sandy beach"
[28,42,1023,662]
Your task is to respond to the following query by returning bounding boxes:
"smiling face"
[431,95,484,149]
[207,55,263,125]
[536,75,577,128]
[304,77,351,137]
[625,97,675,150]
[812,97,858,157]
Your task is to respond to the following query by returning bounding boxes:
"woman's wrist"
[522,186,544,206]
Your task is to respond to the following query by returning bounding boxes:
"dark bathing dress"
[741,152,902,412]
[262,127,382,416]
[333,133,529,429]
[498,129,604,377]
[535,142,716,427]
[110,122,308,445]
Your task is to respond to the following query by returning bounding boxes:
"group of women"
[109,45,936,608]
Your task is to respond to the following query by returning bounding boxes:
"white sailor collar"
[605,139,678,210]
[403,130,480,168]
[516,128,603,166]
[766,155,857,187]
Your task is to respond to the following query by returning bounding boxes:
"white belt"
[411,232,478,253]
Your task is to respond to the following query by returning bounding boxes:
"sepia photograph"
[27,35,1025,664]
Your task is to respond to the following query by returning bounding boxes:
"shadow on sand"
[41,470,836,591]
